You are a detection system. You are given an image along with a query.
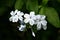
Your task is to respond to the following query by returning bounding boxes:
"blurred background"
[0,0,60,40]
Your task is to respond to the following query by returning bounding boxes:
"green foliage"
[42,0,48,5]
[15,0,24,10]
[39,7,60,28]
[26,0,38,13]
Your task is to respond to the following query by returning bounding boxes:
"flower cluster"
[9,9,47,37]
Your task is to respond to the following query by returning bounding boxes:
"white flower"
[9,10,24,22]
[36,15,47,30]
[24,11,36,26]
[32,31,35,37]
[9,15,18,22]
[18,25,26,31]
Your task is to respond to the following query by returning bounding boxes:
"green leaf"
[26,0,38,13]
[42,0,48,5]
[15,0,23,10]
[39,7,60,28]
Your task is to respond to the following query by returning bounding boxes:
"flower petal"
[17,11,24,16]
[24,14,30,18]
[31,16,36,20]
[15,9,18,13]
[43,26,47,30]
[29,19,35,26]
[9,16,13,21]
[9,15,18,22]
[20,12,24,16]
[10,11,15,16]
[30,11,35,19]
[17,11,20,16]
[19,25,26,31]
[32,31,35,37]
[18,16,23,21]
[30,11,35,16]
[10,10,18,16]
[37,22,41,30]
[13,15,18,22]
[41,20,47,30]
[41,20,47,26]
[41,15,46,20]
[24,19,30,23]
[36,15,41,20]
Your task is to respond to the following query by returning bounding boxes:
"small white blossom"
[18,25,26,31]
[9,10,24,22]
[24,11,36,26]
[36,15,47,30]
[32,31,35,37]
